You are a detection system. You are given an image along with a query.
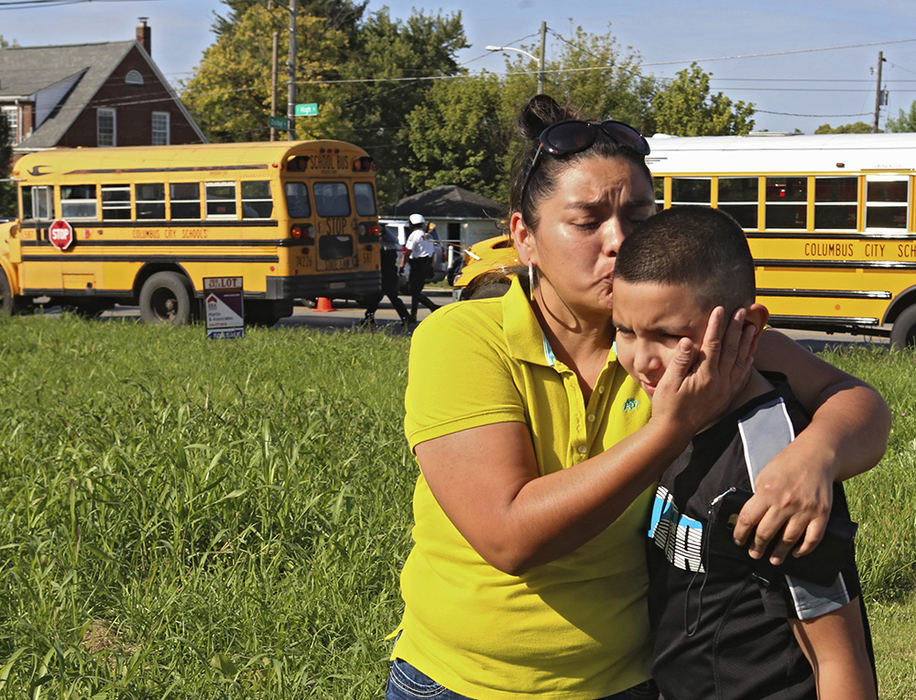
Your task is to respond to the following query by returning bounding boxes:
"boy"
[612,207,877,700]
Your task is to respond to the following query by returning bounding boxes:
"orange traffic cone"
[314,297,335,312]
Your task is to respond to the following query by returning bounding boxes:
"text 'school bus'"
[0,140,382,326]
[646,131,916,348]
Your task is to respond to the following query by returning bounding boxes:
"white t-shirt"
[405,228,437,259]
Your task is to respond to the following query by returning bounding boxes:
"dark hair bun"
[517,94,581,140]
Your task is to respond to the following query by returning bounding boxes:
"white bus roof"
[645,132,916,174]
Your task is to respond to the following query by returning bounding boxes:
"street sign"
[269,115,289,130]
[204,276,245,339]
[294,103,318,117]
[48,219,74,250]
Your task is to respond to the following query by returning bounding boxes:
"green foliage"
[403,73,506,199]
[182,1,467,207]
[653,63,756,136]
[0,35,17,48]
[0,113,14,218]
[814,121,874,134]
[886,101,916,132]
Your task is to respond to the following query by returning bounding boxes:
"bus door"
[312,180,358,276]
[17,184,54,291]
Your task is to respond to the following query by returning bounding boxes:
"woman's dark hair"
[509,94,653,230]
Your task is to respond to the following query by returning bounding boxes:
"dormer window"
[125,70,144,85]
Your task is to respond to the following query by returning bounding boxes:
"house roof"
[390,185,504,219]
[0,40,205,150]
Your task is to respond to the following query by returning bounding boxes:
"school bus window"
[241,180,273,219]
[61,184,98,220]
[285,181,311,218]
[671,178,711,204]
[353,182,376,216]
[169,182,200,220]
[136,183,165,220]
[653,179,664,209]
[206,182,236,219]
[814,177,857,231]
[101,185,131,220]
[717,177,758,229]
[866,178,908,230]
[21,185,51,220]
[314,182,350,217]
[765,177,806,229]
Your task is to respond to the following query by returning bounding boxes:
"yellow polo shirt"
[393,278,654,699]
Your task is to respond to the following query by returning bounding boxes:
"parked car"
[379,218,448,290]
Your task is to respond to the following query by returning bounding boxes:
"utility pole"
[270,31,279,141]
[537,20,546,94]
[873,50,886,133]
[287,0,297,141]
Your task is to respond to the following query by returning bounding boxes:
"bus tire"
[0,268,14,316]
[139,272,193,325]
[890,305,916,349]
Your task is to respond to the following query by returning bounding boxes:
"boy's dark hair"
[615,206,755,313]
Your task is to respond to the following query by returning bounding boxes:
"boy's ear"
[510,211,536,266]
[745,303,770,354]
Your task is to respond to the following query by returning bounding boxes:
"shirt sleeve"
[404,303,527,451]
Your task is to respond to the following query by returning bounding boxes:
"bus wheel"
[890,305,916,349]
[139,272,193,325]
[0,268,14,315]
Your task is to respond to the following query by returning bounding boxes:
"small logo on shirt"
[623,398,639,412]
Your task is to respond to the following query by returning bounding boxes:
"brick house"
[0,20,205,165]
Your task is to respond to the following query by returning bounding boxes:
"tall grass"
[0,316,912,697]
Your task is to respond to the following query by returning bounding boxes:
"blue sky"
[3,0,916,134]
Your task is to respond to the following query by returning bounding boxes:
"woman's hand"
[730,329,890,564]
[651,307,756,435]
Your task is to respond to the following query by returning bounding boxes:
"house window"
[1,105,18,145]
[151,111,170,145]
[125,70,144,85]
[97,108,116,147]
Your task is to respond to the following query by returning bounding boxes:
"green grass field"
[0,315,913,697]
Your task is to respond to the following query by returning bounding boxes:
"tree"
[815,122,873,134]
[652,63,755,136]
[0,113,14,218]
[886,102,916,132]
[402,73,506,199]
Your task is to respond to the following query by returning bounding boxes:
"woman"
[386,95,890,700]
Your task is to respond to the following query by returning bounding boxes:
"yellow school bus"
[0,140,381,325]
[647,132,916,347]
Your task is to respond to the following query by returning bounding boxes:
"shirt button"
[577,445,587,455]
[587,414,595,422]
[597,386,605,394]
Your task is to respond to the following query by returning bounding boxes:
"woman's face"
[518,154,656,318]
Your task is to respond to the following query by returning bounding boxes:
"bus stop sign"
[48,219,74,250]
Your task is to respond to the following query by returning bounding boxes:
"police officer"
[400,213,440,322]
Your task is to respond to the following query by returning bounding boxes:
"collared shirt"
[393,277,654,699]
[405,228,437,259]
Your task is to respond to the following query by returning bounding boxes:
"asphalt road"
[54,287,893,350]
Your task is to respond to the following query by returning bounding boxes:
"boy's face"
[612,279,711,396]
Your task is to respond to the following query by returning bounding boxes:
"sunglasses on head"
[521,119,651,205]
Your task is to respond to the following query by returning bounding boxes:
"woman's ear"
[510,211,536,266]
[745,303,770,354]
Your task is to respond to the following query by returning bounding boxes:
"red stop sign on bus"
[49,219,74,250]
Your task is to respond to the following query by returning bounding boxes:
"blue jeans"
[385,658,659,699]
